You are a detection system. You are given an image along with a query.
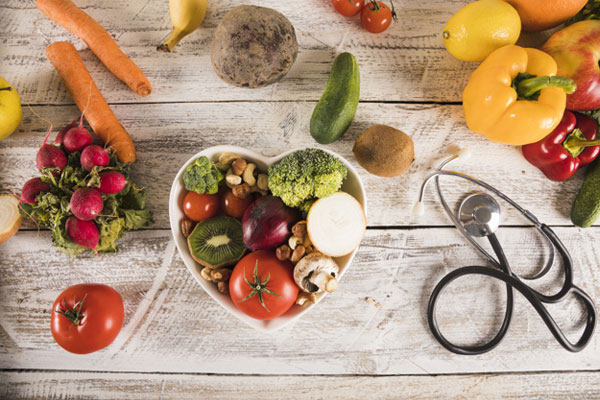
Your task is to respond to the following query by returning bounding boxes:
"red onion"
[242,195,299,251]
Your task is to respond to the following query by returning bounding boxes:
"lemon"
[443,0,521,62]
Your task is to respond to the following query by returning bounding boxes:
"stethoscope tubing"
[428,265,596,353]
[425,155,597,354]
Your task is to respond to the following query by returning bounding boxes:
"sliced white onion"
[0,194,22,244]
[307,192,366,257]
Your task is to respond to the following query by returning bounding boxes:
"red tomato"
[183,191,220,222]
[333,0,365,17]
[229,251,299,320]
[221,189,253,219]
[361,1,395,33]
[51,283,124,354]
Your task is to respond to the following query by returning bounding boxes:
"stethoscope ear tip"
[412,201,425,217]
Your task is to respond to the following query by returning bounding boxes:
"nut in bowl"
[169,145,367,331]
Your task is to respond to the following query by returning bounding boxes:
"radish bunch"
[18,117,148,256]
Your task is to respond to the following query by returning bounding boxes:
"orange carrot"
[36,0,152,97]
[46,41,136,164]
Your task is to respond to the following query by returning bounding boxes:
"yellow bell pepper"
[462,45,576,145]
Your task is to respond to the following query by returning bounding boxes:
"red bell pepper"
[522,111,600,181]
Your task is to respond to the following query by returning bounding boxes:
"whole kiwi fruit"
[187,216,245,269]
[353,124,415,177]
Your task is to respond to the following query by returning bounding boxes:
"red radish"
[70,188,103,220]
[63,126,92,153]
[55,120,77,145]
[98,171,127,194]
[36,126,67,172]
[65,216,99,253]
[62,114,92,152]
[242,195,299,251]
[20,177,51,204]
[80,145,109,171]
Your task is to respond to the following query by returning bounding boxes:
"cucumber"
[572,158,600,227]
[310,52,360,144]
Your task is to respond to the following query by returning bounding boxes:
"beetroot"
[98,171,127,194]
[65,216,99,253]
[70,188,103,220]
[242,195,299,251]
[20,177,51,204]
[80,145,109,171]
[36,127,67,172]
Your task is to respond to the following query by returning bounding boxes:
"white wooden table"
[1,0,599,398]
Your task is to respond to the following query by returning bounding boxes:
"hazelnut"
[232,183,251,199]
[292,221,307,238]
[276,244,292,261]
[217,282,229,294]
[231,158,247,176]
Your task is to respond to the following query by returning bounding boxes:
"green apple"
[0,76,22,140]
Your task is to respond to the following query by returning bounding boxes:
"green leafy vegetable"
[267,148,347,209]
[183,156,224,194]
[566,0,600,25]
[19,150,153,256]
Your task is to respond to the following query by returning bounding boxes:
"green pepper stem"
[564,138,600,148]
[563,128,600,158]
[516,76,576,98]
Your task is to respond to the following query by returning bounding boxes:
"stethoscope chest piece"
[458,193,501,237]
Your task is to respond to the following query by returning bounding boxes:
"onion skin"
[242,195,299,251]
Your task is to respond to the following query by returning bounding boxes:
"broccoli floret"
[183,156,223,194]
[299,199,315,217]
[268,149,347,208]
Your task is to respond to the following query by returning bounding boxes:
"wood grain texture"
[1,228,599,374]
[2,0,475,104]
[2,370,600,400]
[0,102,588,228]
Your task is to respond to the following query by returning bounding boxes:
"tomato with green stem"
[333,0,365,17]
[51,283,124,354]
[229,251,299,320]
[361,0,396,33]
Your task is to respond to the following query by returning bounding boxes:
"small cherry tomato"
[51,283,124,354]
[221,189,253,219]
[361,1,395,33]
[183,191,220,222]
[332,0,365,17]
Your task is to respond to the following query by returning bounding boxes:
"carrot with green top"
[36,0,152,97]
[46,41,136,164]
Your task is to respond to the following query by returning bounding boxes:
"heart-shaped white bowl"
[169,146,367,332]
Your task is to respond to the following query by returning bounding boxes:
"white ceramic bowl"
[169,146,367,332]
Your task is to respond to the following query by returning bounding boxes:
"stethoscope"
[413,149,596,355]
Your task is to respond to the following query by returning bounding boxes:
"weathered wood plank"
[1,228,598,374]
[1,0,480,104]
[0,102,587,228]
[2,370,600,400]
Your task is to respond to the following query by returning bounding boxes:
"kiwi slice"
[187,216,245,269]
